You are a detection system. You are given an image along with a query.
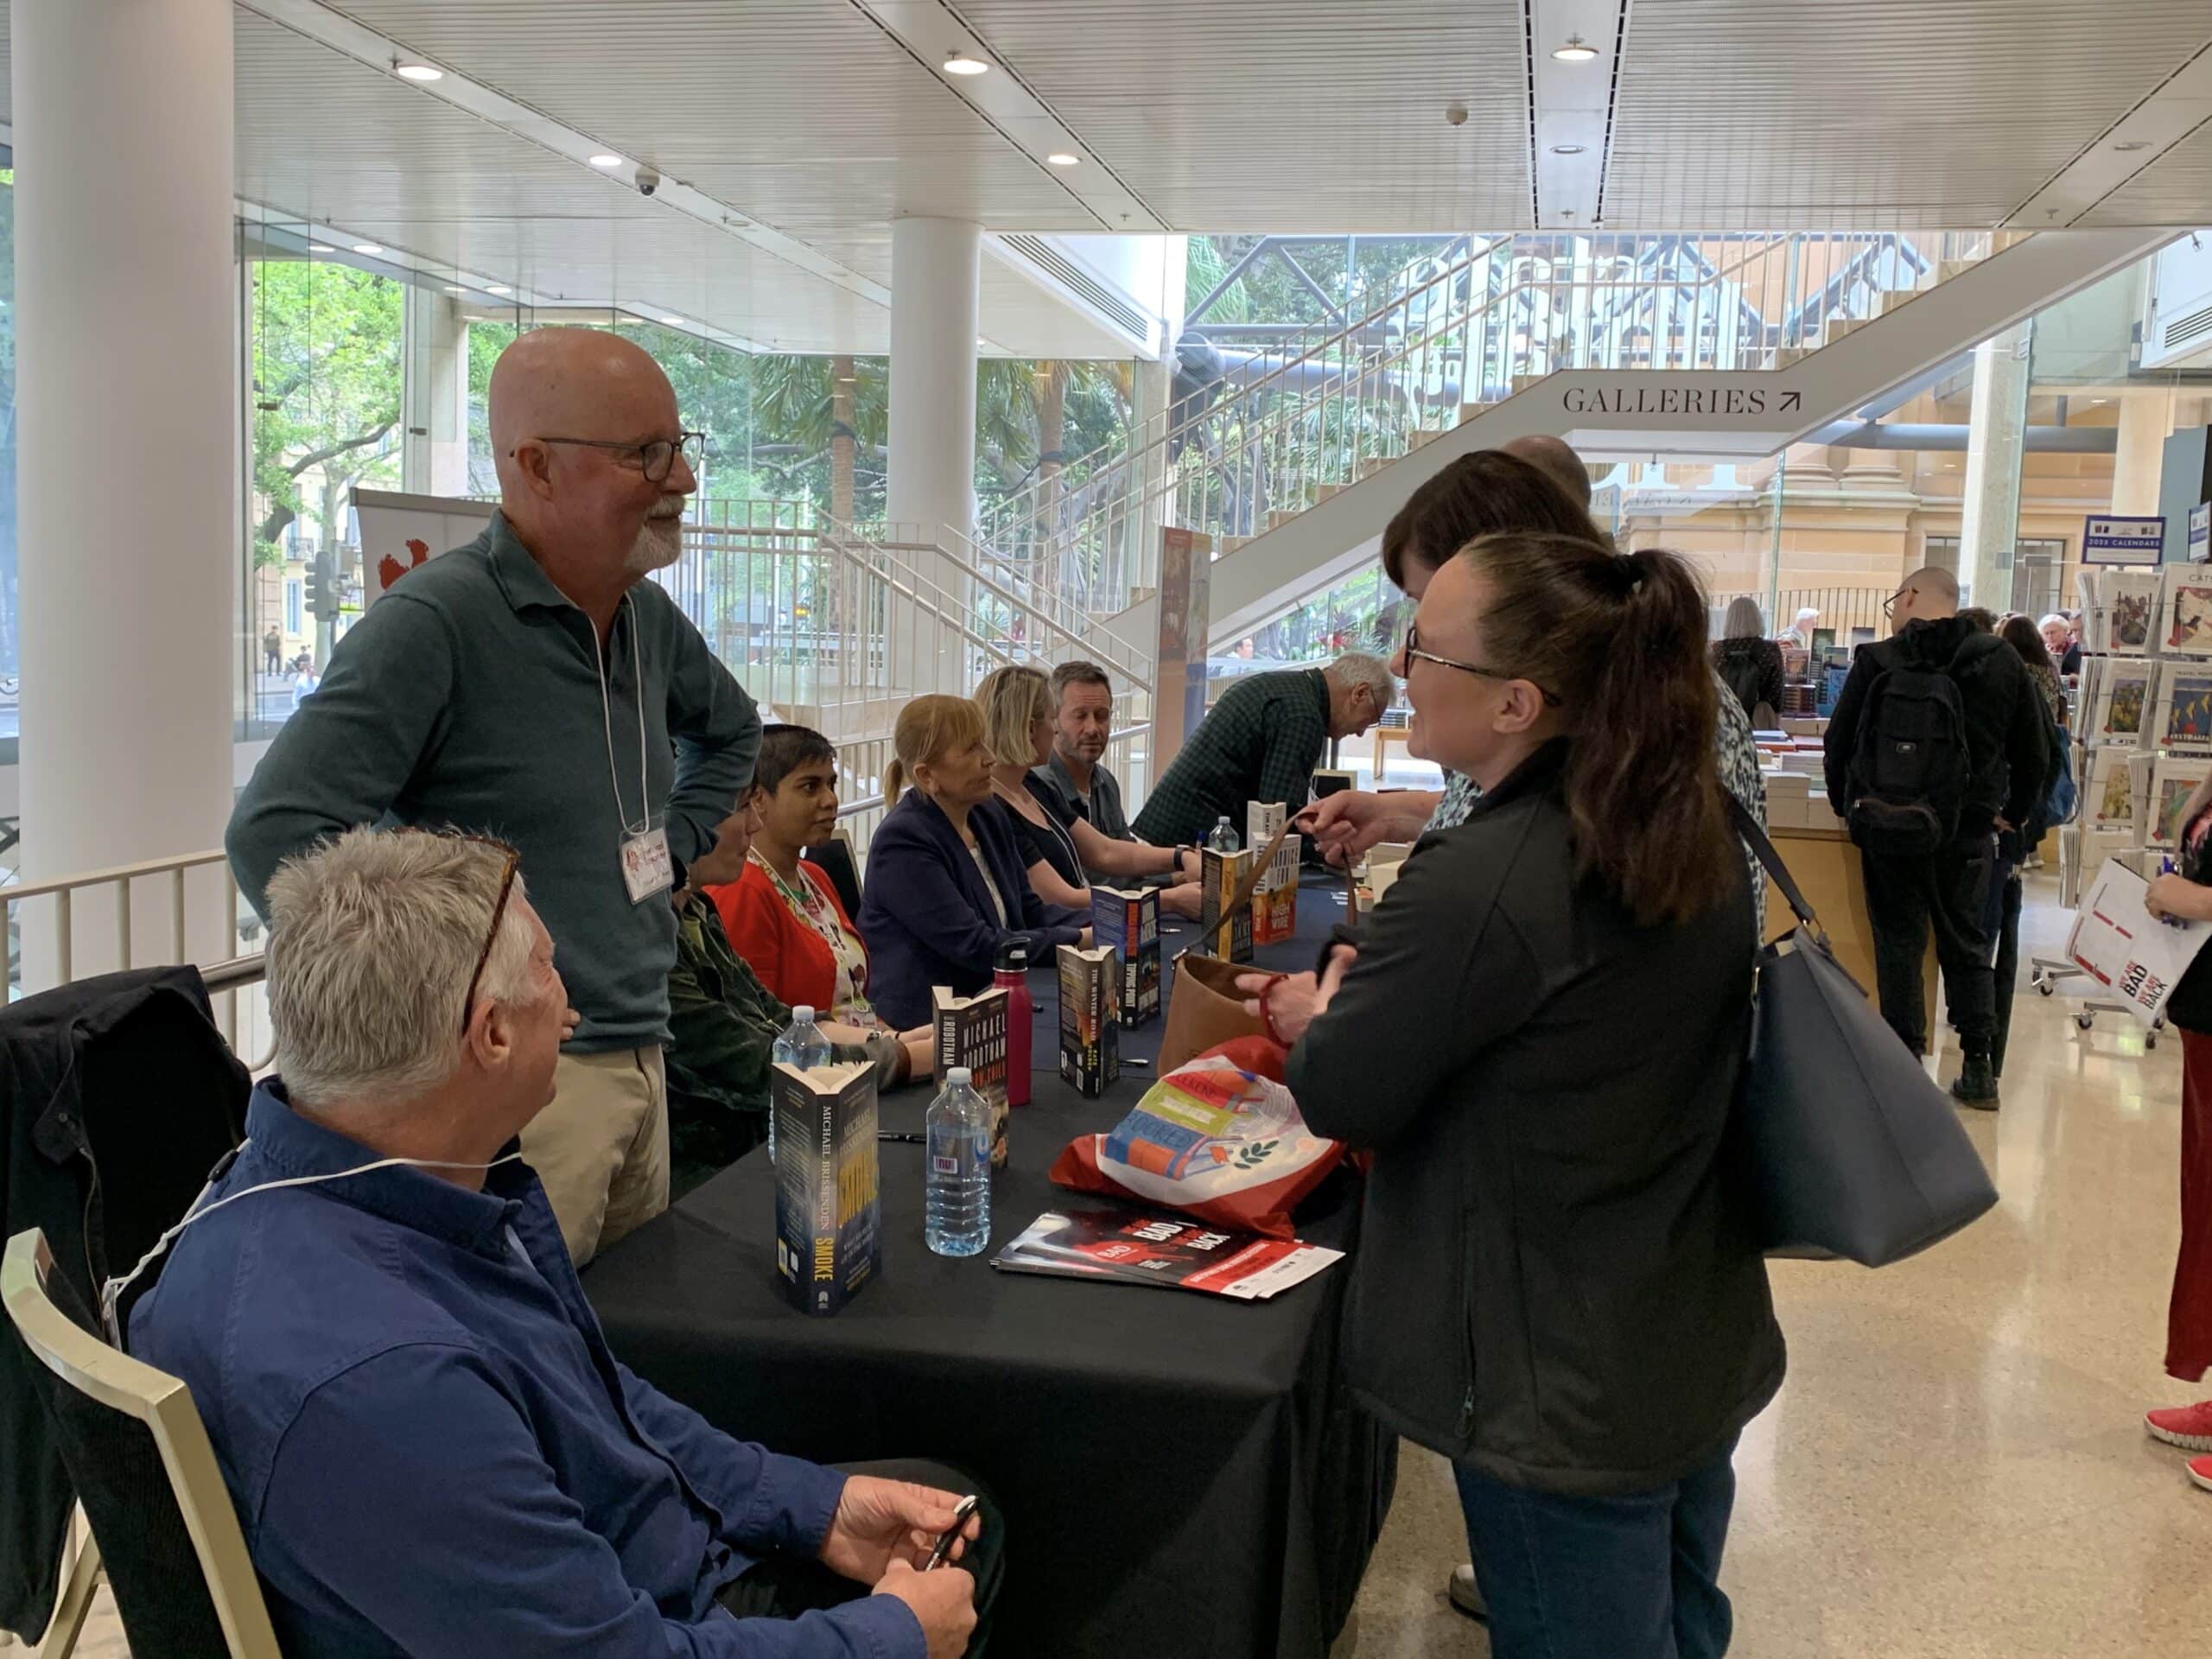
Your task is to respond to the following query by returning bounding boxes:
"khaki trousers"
[524,1046,670,1267]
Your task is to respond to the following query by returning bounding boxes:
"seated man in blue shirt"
[128,828,998,1658]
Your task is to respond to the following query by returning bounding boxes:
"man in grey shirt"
[1027,660,1130,860]
[227,327,760,1264]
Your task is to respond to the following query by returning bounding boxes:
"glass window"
[283,577,302,637]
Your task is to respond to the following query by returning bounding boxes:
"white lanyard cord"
[100,1141,524,1343]
[589,596,652,836]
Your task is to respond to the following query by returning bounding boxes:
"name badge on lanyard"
[621,826,673,904]
[594,599,672,905]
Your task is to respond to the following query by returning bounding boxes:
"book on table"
[1090,885,1161,1027]
[1056,944,1120,1097]
[770,1060,880,1316]
[990,1205,1344,1301]
[932,985,1010,1167]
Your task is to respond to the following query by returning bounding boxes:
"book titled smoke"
[1090,885,1161,1027]
[1057,944,1120,1097]
[1198,848,1256,964]
[932,985,1010,1167]
[770,1060,880,1316]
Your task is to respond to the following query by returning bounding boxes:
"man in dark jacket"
[1823,566,2049,1105]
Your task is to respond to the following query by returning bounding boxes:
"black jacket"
[1822,617,2049,836]
[1287,742,1784,1496]
[1,968,250,1640]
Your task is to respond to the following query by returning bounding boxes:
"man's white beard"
[626,509,684,575]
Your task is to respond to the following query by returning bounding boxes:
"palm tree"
[748,354,888,528]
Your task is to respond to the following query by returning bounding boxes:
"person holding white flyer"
[2139,780,2212,1491]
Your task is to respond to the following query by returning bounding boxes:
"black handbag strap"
[1728,795,1829,946]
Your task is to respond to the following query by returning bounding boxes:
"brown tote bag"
[1159,825,1292,1072]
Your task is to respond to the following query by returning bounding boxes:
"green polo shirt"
[1131,667,1332,848]
[227,512,760,1051]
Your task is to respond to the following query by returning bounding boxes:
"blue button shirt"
[128,1083,924,1659]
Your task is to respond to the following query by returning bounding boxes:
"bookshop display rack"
[2047,563,2212,1040]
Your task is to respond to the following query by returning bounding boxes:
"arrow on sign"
[1779,391,1801,412]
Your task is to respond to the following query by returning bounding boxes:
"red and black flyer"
[990,1206,1342,1301]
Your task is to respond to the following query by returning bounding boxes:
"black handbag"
[1728,799,1999,1265]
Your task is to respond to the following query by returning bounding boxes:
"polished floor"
[1338,874,2212,1658]
[32,878,2212,1658]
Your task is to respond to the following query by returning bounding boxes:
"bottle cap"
[948,1066,973,1085]
[995,939,1028,971]
[793,1005,816,1021]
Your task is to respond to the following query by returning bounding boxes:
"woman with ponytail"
[856,695,1089,1028]
[1271,532,1784,1658]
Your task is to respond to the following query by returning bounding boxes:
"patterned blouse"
[1423,669,1769,938]
[748,849,878,1027]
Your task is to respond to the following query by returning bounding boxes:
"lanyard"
[588,597,652,837]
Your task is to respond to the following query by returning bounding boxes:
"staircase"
[969,230,2040,639]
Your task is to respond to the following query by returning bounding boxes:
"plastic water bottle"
[925,1067,993,1257]
[993,941,1034,1108]
[1205,816,1241,855]
[769,1006,831,1158]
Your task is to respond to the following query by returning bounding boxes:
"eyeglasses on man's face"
[1402,622,1563,707]
[527,430,706,484]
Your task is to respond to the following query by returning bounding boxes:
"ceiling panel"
[952,0,1533,232]
[2078,118,2212,226]
[1605,0,2212,228]
[324,0,1104,233]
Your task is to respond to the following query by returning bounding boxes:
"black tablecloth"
[584,876,1395,1658]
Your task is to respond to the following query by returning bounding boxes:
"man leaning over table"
[226,327,761,1265]
[130,829,997,1659]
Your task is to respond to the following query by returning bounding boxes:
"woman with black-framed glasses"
[1258,531,1783,1659]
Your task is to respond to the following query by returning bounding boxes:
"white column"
[1957,321,2031,611]
[2110,387,2171,518]
[887,217,980,696]
[13,0,238,984]
[404,288,472,498]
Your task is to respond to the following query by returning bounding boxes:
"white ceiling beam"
[1529,0,1625,228]
[845,0,1169,234]
[2010,41,2212,226]
[235,0,891,312]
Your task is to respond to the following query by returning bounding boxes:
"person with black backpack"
[1822,566,2050,1106]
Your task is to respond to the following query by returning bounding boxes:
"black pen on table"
[878,1131,925,1143]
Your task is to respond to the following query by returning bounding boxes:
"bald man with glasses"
[229,327,761,1263]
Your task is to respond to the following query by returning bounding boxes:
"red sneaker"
[2146,1402,2212,1451]
[2189,1455,2212,1493]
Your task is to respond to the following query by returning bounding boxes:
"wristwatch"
[1173,843,1193,874]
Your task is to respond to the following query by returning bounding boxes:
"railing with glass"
[971,229,2012,624]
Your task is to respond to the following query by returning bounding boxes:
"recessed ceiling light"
[944,52,989,75]
[1550,143,1587,156]
[1047,151,1080,167]
[588,154,624,169]
[393,62,442,81]
[486,284,512,296]
[1551,34,1599,61]
[442,284,465,293]
[307,243,334,253]
[2114,140,2152,152]
[352,244,383,255]
[660,315,685,326]
[976,336,988,347]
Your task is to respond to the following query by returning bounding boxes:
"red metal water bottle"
[994,940,1033,1107]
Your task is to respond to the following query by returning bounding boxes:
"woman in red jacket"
[709,724,877,1025]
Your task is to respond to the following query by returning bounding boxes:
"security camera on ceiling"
[1444,105,1469,127]
[635,165,661,198]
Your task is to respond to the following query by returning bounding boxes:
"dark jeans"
[1455,1438,1739,1659]
[717,1459,1003,1656]
[1861,836,1997,1056]
[1985,860,2024,1077]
